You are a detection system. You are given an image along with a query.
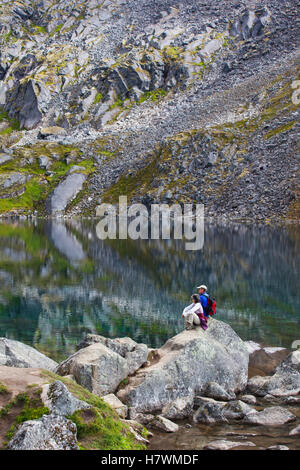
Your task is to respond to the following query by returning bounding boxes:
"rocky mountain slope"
[0,0,299,219]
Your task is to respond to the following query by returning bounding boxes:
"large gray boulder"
[7,414,78,450]
[243,406,296,426]
[41,380,91,416]
[77,334,148,376]
[247,350,300,397]
[0,337,58,371]
[56,343,129,395]
[117,319,249,413]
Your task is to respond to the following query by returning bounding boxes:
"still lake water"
[0,219,299,361]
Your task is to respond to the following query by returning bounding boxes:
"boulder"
[247,350,300,397]
[204,440,256,450]
[150,415,179,433]
[7,414,78,450]
[46,172,87,215]
[0,337,57,371]
[289,424,300,436]
[56,343,129,395]
[193,397,257,424]
[240,394,257,405]
[243,406,296,426]
[245,341,290,377]
[41,380,91,416]
[77,334,148,376]
[128,408,155,425]
[0,154,12,165]
[193,397,228,424]
[161,395,194,420]
[39,126,66,138]
[117,319,249,413]
[38,155,52,170]
[266,445,289,451]
[222,400,257,420]
[203,382,236,401]
[102,393,128,418]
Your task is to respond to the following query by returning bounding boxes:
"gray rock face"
[161,395,194,420]
[102,393,128,418]
[240,394,257,405]
[7,414,78,450]
[0,337,57,371]
[247,350,300,397]
[77,334,148,376]
[151,415,179,433]
[193,397,256,424]
[56,342,129,395]
[38,155,52,170]
[5,80,42,130]
[46,172,87,215]
[117,319,249,413]
[41,380,91,416]
[203,382,236,401]
[0,154,12,165]
[243,406,296,426]
[193,397,228,424]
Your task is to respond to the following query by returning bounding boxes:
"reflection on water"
[0,219,299,361]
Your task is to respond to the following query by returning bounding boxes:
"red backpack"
[205,295,216,316]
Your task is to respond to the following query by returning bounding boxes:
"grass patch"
[0,382,8,394]
[265,121,296,139]
[41,371,146,450]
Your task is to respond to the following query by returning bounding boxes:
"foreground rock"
[102,394,128,419]
[247,350,300,397]
[243,406,296,426]
[41,380,91,416]
[289,425,300,436]
[245,341,290,377]
[56,335,148,395]
[117,319,249,413]
[204,440,256,450]
[203,382,236,401]
[7,414,78,450]
[161,396,194,420]
[77,334,148,375]
[193,397,257,424]
[151,416,179,433]
[0,338,57,371]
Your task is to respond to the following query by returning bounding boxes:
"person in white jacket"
[182,294,204,330]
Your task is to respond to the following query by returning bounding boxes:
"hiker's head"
[191,294,200,304]
[197,284,207,295]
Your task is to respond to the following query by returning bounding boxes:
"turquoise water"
[0,219,299,361]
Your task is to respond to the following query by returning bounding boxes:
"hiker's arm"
[182,304,193,317]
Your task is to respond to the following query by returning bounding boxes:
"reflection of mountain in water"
[0,220,299,360]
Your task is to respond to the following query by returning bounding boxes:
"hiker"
[182,294,208,331]
[198,284,209,317]
[197,284,216,317]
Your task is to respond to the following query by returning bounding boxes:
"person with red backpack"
[197,284,216,318]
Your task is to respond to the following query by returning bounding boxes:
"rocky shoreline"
[0,318,300,450]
